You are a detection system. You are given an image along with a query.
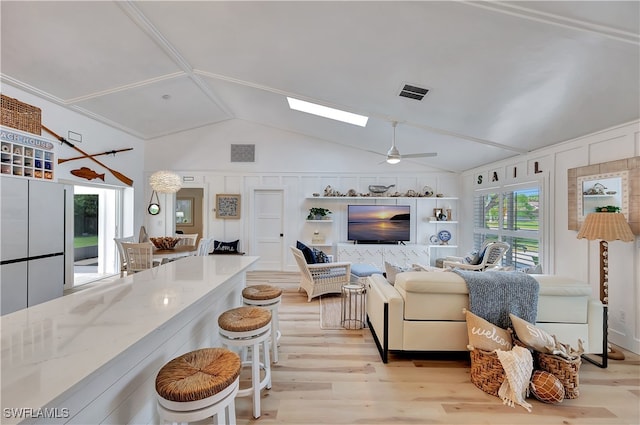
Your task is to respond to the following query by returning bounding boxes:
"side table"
[341,283,366,329]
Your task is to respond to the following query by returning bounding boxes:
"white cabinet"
[336,243,430,270]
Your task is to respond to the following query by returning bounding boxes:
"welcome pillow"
[465,310,513,351]
[509,313,555,353]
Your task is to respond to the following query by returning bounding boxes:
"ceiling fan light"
[386,156,401,164]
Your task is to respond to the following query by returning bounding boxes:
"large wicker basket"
[535,351,581,399]
[469,349,505,396]
[1,94,42,135]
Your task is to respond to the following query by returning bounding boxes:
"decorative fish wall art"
[71,167,105,181]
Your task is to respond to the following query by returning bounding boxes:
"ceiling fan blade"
[401,152,438,158]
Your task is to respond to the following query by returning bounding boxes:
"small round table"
[341,283,366,329]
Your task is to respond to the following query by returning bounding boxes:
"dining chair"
[121,242,155,274]
[176,233,198,247]
[114,236,137,277]
[196,238,214,256]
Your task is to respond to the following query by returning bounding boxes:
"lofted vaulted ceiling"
[1,1,638,172]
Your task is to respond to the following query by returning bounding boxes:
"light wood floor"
[238,271,640,425]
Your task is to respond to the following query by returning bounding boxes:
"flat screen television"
[347,205,411,244]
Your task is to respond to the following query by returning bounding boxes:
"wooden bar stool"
[155,347,241,424]
[242,284,283,363]
[218,306,272,419]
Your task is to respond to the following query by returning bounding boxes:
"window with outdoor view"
[473,185,540,271]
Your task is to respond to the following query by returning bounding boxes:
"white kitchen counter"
[0,255,259,424]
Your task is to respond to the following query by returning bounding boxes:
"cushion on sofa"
[509,314,555,353]
[384,262,401,284]
[465,310,513,351]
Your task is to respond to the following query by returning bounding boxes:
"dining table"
[152,244,198,261]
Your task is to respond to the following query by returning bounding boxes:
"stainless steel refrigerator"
[1,177,65,315]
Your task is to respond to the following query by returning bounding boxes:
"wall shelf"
[306,196,458,200]
[305,219,333,223]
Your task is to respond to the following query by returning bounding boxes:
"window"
[473,184,540,271]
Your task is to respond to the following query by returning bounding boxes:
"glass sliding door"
[73,185,122,286]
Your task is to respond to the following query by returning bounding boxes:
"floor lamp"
[577,212,634,368]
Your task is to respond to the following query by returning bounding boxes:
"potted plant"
[307,207,331,220]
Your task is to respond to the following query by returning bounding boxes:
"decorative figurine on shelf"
[368,184,395,196]
[438,230,452,245]
[307,207,331,220]
[324,185,337,196]
[312,230,325,244]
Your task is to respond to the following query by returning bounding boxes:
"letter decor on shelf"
[42,124,133,186]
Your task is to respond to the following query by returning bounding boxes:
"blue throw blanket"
[453,270,539,329]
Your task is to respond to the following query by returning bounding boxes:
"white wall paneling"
[462,120,640,354]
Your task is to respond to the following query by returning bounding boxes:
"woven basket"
[469,349,505,396]
[1,94,42,135]
[535,351,581,399]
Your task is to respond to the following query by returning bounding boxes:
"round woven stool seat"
[218,306,271,333]
[242,284,283,301]
[156,348,241,403]
[242,285,283,364]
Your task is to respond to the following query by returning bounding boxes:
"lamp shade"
[149,171,182,193]
[576,212,634,242]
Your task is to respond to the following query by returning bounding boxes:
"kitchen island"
[0,255,258,424]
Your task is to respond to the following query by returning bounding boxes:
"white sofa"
[366,271,603,362]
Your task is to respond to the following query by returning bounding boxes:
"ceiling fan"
[385,121,437,164]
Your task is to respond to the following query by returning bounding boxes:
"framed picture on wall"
[216,194,241,219]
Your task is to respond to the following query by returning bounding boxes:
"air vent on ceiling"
[399,84,429,101]
[231,144,255,162]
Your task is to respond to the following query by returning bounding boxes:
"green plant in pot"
[595,205,621,212]
[308,207,331,220]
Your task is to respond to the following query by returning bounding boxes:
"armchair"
[290,246,351,301]
[443,241,510,271]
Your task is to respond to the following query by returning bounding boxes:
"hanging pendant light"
[149,170,182,193]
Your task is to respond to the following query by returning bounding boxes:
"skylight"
[287,97,368,127]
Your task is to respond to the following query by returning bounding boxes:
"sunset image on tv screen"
[347,205,410,241]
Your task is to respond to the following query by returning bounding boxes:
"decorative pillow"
[464,250,481,265]
[523,264,542,274]
[509,314,555,353]
[465,310,513,351]
[313,248,330,263]
[384,261,405,284]
[411,263,449,272]
[213,240,239,254]
[296,241,316,264]
[530,370,564,404]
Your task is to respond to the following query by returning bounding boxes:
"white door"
[252,189,284,270]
